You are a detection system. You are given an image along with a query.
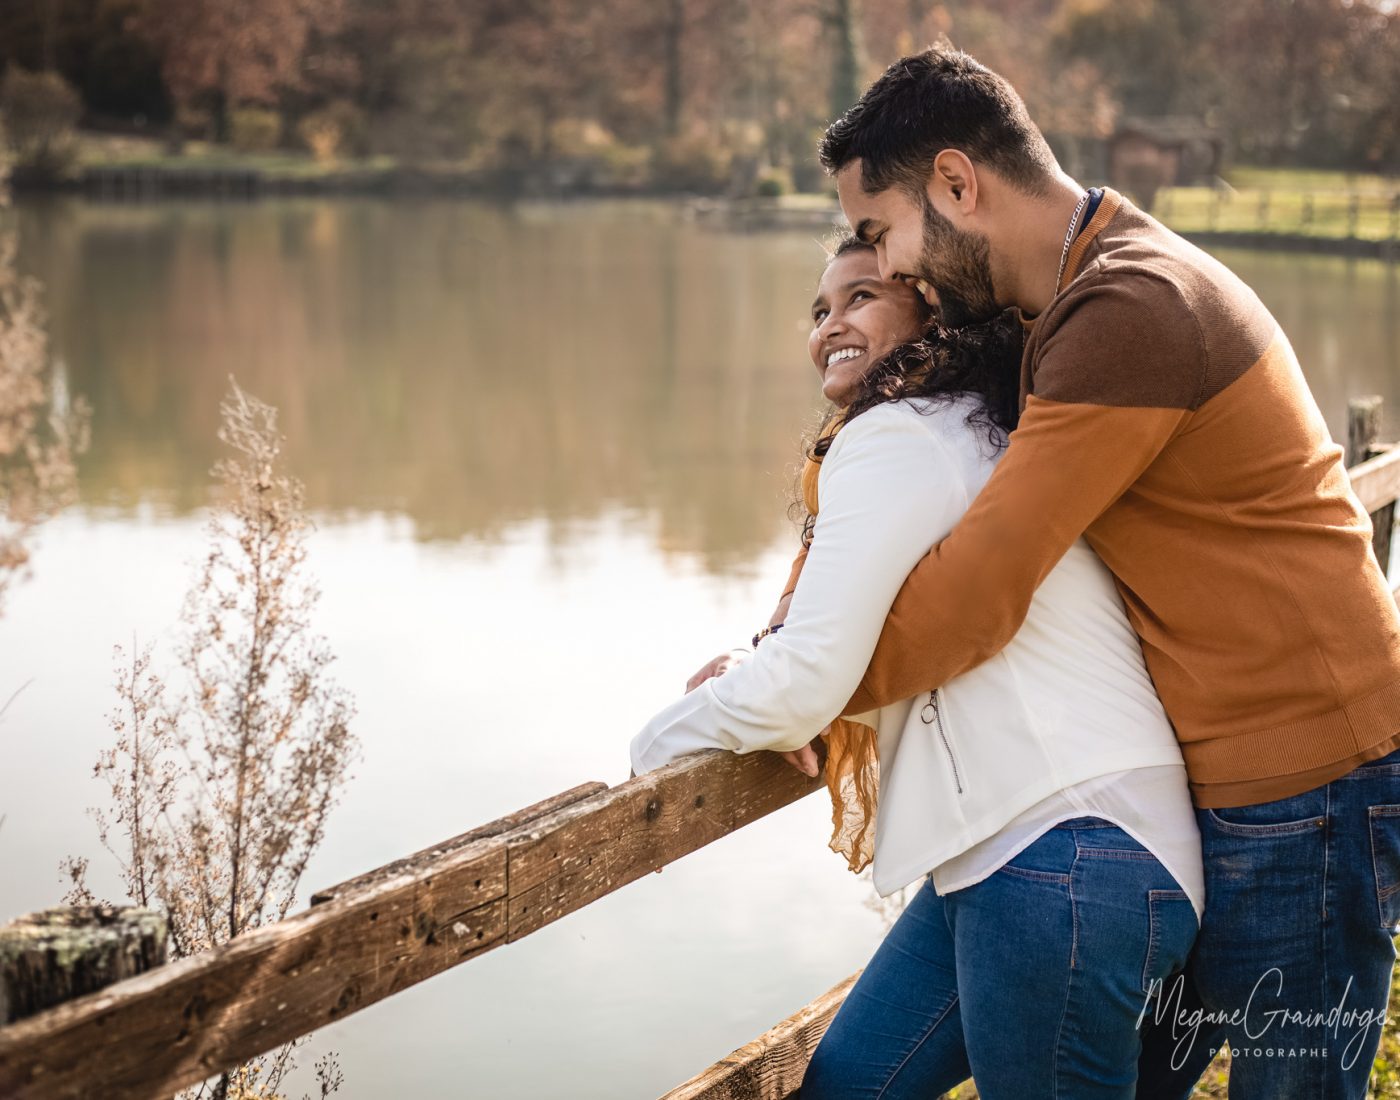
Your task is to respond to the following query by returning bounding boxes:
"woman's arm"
[630,406,970,775]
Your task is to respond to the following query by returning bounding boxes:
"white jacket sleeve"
[629,404,971,775]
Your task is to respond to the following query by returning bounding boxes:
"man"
[768,47,1400,1098]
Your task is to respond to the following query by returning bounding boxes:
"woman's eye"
[812,308,828,323]
[850,291,872,304]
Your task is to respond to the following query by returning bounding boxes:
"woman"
[628,237,1204,1099]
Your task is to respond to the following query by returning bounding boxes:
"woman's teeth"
[827,347,864,367]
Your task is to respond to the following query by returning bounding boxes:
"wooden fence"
[3,399,1400,1099]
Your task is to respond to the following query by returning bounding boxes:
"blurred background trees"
[0,0,1398,192]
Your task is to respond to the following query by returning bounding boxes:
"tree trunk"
[664,0,685,138]
[828,0,865,121]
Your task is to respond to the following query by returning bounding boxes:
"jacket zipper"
[921,688,964,794]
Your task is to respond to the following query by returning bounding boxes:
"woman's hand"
[685,649,749,693]
[779,737,823,778]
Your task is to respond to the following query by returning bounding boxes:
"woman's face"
[808,247,928,406]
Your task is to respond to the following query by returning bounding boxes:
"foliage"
[229,107,282,154]
[67,377,358,1098]
[0,67,82,177]
[7,0,1400,184]
[653,132,734,194]
[295,100,366,162]
[129,0,347,140]
[754,166,792,198]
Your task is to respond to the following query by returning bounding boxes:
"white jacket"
[630,396,1189,897]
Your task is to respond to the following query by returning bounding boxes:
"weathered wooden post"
[1348,194,1361,240]
[1349,395,1395,576]
[0,907,167,1026]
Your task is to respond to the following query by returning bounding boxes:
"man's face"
[835,159,1000,327]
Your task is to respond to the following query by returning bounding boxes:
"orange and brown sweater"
[783,188,1400,809]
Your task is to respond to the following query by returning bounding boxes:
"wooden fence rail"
[0,757,821,1098]
[3,397,1399,1100]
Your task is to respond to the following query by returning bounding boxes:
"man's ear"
[928,150,979,218]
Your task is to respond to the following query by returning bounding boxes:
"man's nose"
[874,247,896,282]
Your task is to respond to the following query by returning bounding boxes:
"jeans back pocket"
[1369,805,1400,931]
[1142,888,1197,997]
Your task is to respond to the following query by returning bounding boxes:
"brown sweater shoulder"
[1027,202,1278,413]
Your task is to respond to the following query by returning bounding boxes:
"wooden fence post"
[1349,396,1394,575]
[1348,194,1361,240]
[0,907,167,1026]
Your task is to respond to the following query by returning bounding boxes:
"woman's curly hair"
[800,236,1024,548]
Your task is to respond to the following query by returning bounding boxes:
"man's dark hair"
[818,46,1058,197]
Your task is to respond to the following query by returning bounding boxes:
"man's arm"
[842,273,1202,716]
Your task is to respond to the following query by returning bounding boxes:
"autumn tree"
[131,0,347,141]
[1050,0,1220,120]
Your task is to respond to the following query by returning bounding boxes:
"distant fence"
[1157,185,1400,258]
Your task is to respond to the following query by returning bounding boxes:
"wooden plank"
[661,972,859,1100]
[1348,396,1385,467]
[1348,445,1400,514]
[310,781,609,905]
[0,842,508,1099]
[507,750,821,941]
[1348,399,1396,573]
[0,750,820,1099]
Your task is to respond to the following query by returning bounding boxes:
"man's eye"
[813,308,828,323]
[851,291,872,303]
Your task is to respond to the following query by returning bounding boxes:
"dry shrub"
[296,101,366,163]
[69,378,357,1098]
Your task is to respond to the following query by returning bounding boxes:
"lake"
[2,196,1398,1097]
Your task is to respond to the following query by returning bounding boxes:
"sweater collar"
[1018,186,1125,332]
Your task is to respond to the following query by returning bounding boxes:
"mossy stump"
[0,906,167,1025]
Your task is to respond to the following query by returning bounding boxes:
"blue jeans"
[1136,747,1400,1099]
[800,818,1199,1099]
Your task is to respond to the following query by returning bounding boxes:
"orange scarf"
[800,421,880,875]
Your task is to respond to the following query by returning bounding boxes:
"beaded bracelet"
[751,623,786,647]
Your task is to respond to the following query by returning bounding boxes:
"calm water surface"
[2,197,1398,1098]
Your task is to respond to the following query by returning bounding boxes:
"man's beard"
[918,197,999,327]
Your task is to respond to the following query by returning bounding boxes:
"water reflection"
[12,199,1400,571]
[13,199,839,572]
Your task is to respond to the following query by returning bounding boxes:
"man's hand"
[685,649,749,693]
